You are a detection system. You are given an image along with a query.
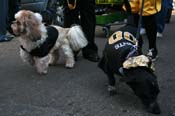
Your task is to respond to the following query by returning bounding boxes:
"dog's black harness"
[20,26,59,57]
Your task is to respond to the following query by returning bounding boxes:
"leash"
[123,0,145,59]
[119,0,146,76]
[124,0,145,40]
[136,0,145,40]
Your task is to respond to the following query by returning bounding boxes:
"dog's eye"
[16,21,21,25]
[13,21,21,25]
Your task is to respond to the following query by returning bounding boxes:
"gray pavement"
[0,15,175,116]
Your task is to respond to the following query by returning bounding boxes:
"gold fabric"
[123,0,161,16]
[123,55,155,71]
[108,31,137,45]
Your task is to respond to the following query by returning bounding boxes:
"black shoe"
[83,53,100,62]
[146,101,161,114]
[0,35,14,42]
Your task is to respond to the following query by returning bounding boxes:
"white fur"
[14,10,88,74]
[34,13,43,23]
[15,10,22,19]
[67,26,88,51]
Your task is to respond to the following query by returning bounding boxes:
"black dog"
[98,24,161,114]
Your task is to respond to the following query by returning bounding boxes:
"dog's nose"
[11,23,19,36]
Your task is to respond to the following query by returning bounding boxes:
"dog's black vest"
[21,26,58,57]
[99,25,139,75]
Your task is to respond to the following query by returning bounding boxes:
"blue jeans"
[0,0,8,35]
[167,0,173,9]
[156,0,173,33]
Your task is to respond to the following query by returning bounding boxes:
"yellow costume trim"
[108,31,137,45]
[67,0,77,10]
[123,55,155,71]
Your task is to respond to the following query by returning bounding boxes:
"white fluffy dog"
[11,10,88,74]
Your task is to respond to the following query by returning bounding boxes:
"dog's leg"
[61,44,75,68]
[105,65,117,96]
[106,71,117,96]
[34,56,50,74]
[20,48,34,65]
[73,50,81,61]
[98,56,117,95]
[126,76,161,114]
[49,49,59,66]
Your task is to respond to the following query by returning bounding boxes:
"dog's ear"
[34,13,43,23]
[24,13,41,41]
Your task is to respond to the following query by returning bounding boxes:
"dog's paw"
[146,101,161,114]
[65,58,75,68]
[109,90,117,96]
[108,85,117,96]
[65,63,74,68]
[37,70,48,75]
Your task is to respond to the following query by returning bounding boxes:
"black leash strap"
[136,0,145,40]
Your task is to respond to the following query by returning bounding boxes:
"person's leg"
[139,15,146,35]
[0,0,11,42]
[79,0,99,62]
[166,0,173,23]
[166,8,172,23]
[63,5,79,27]
[0,0,8,35]
[7,0,21,34]
[143,15,158,60]
[132,13,143,54]
[156,1,168,35]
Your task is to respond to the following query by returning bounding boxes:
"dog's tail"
[67,25,88,51]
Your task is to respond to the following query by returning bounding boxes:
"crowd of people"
[0,0,174,62]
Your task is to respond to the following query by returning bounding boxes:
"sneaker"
[147,48,158,61]
[156,32,163,38]
[83,53,100,62]
[0,35,13,42]
[140,28,146,35]
[6,31,15,38]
